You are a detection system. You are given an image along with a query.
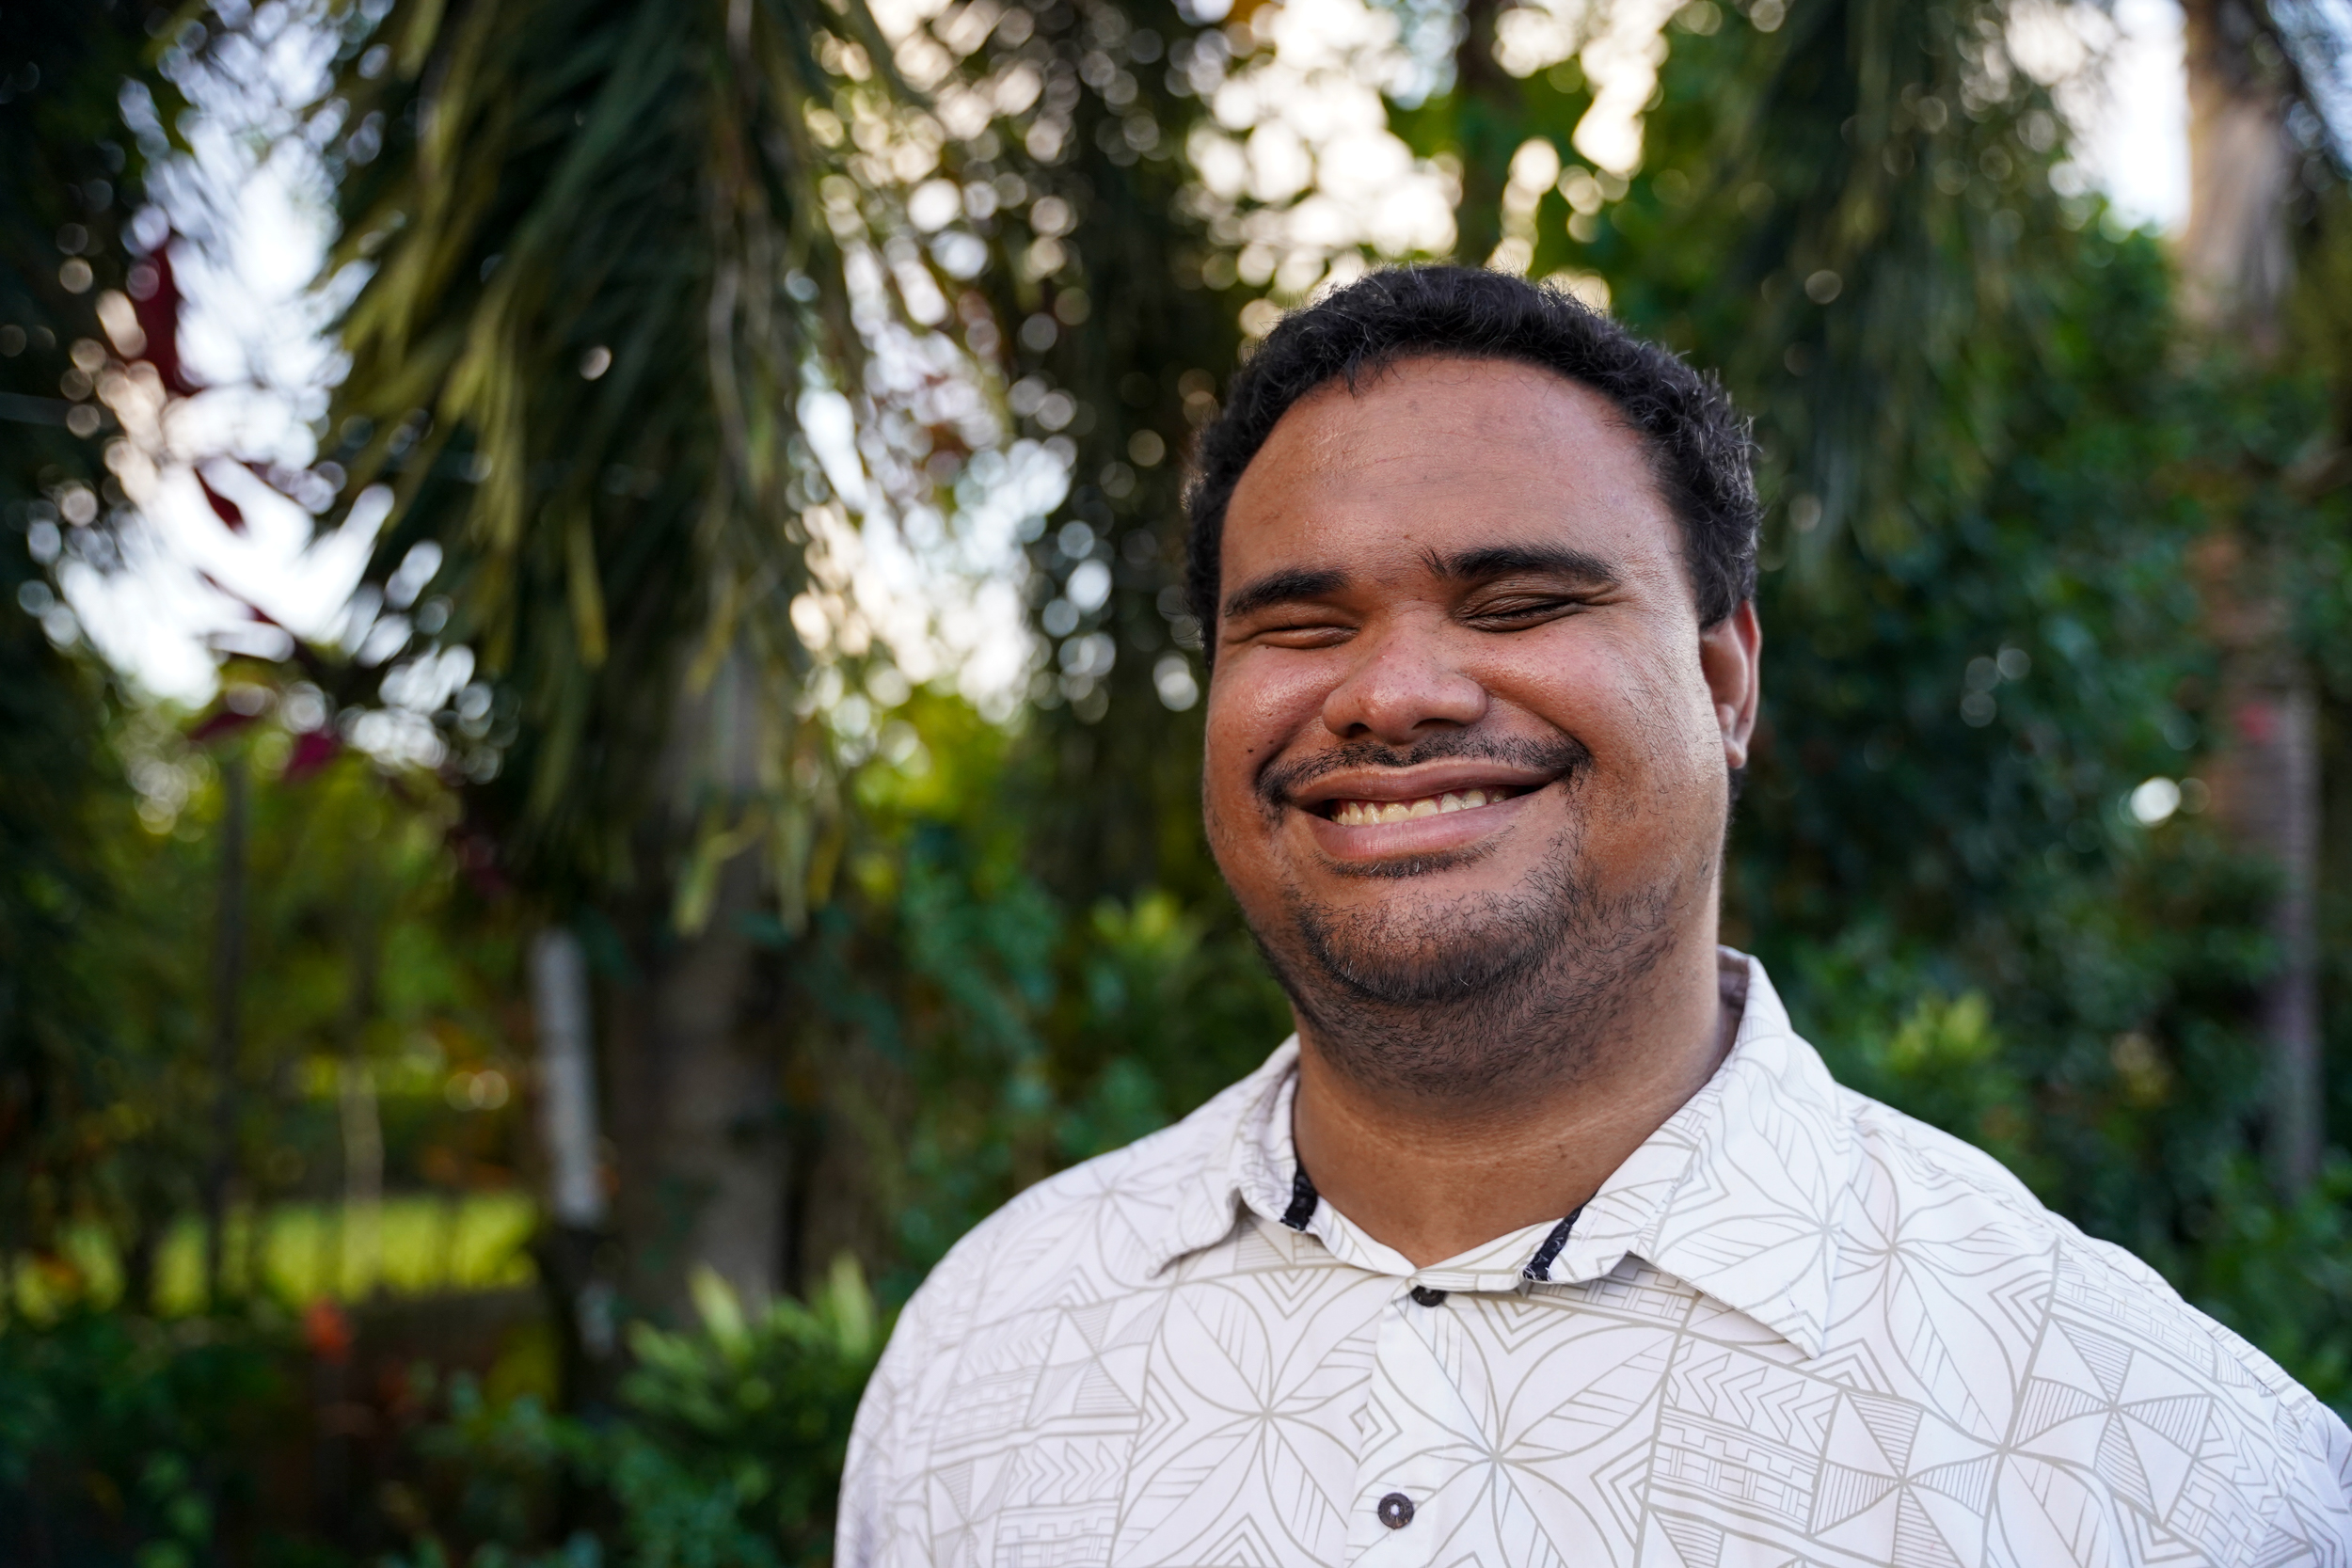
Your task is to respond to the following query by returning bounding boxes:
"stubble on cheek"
[1203,689,1723,1100]
[1283,804,1594,1006]
[1266,790,1690,1100]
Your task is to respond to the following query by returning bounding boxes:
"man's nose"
[1320,615,1488,743]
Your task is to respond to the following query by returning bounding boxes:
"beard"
[1243,731,1699,1103]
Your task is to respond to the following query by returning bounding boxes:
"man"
[838,268,2352,1565]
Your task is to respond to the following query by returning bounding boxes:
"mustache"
[1256,729,1591,812]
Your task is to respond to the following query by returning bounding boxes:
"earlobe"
[1699,601,1762,772]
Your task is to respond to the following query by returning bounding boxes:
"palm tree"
[318,0,1238,1323]
[320,0,860,1324]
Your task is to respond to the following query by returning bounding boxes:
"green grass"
[9,1192,538,1318]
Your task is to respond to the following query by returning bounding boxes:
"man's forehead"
[1276,354,1625,447]
[1221,357,1678,576]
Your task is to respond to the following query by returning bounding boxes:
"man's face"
[1201,356,1759,1085]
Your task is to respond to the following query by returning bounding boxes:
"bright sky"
[2104,0,2193,229]
[64,12,360,703]
[2058,0,2193,230]
[64,0,2199,705]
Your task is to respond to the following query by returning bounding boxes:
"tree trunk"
[2180,0,2321,1194]
[2180,0,2295,352]
[646,860,782,1302]
[603,654,791,1321]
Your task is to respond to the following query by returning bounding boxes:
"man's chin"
[1286,896,1562,1007]
[1305,942,1549,1008]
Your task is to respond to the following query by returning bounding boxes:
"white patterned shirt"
[839,952,2352,1566]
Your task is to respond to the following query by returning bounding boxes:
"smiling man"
[839,268,2352,1566]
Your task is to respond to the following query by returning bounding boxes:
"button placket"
[1344,1288,1483,1562]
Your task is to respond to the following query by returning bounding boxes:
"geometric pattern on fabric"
[840,952,2352,1567]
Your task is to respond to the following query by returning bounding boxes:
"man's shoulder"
[979,1061,1266,1243]
[1835,1083,2222,1344]
[890,1064,1268,1345]
[1834,1078,2052,1222]
[1830,1082,2347,1456]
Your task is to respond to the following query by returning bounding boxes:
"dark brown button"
[1409,1285,1447,1307]
[1377,1491,1414,1528]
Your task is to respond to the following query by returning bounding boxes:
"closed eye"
[1249,617,1357,649]
[1460,594,1593,629]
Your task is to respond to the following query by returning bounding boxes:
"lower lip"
[1300,788,1541,861]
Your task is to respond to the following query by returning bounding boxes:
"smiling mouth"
[1323,786,1527,826]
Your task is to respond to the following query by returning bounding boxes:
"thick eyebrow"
[1222,566,1348,622]
[1423,542,1622,587]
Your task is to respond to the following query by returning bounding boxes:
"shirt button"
[1409,1285,1447,1307]
[1377,1491,1415,1529]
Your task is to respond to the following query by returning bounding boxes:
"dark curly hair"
[1184,266,1759,658]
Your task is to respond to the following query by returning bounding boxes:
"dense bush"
[0,1311,297,1567]
[0,1259,878,1568]
[390,1259,881,1568]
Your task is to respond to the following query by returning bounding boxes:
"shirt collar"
[1147,950,1852,1359]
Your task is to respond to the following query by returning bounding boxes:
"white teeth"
[1330,787,1506,825]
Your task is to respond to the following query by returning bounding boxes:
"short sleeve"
[2258,1397,2352,1564]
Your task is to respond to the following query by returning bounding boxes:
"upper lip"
[1287,758,1566,811]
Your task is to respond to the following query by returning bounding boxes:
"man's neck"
[1289,941,1739,1269]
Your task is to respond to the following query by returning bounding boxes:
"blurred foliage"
[0,0,183,1293]
[314,0,1245,909]
[318,0,871,905]
[0,1262,882,1567]
[0,1309,296,1567]
[791,706,1286,1293]
[7,699,532,1319]
[389,1258,881,1568]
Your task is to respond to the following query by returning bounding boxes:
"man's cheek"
[1199,779,1258,885]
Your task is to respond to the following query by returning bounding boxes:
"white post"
[530,927,607,1228]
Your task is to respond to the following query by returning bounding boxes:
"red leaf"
[303,1298,354,1365]
[186,707,261,744]
[198,471,246,533]
[280,729,342,783]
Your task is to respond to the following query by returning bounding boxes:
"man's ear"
[1698,601,1761,771]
